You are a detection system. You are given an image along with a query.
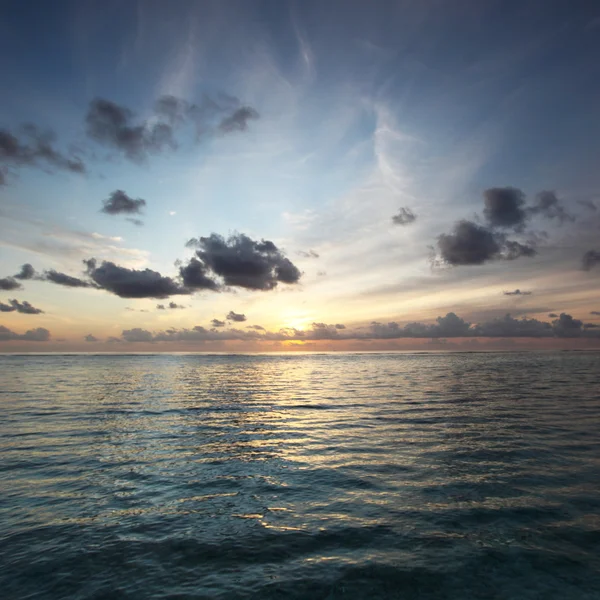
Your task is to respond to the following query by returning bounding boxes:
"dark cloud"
[552,313,583,338]
[107,336,123,343]
[548,313,559,318]
[528,191,574,223]
[584,323,599,329]
[0,277,22,291]
[158,301,185,310]
[0,299,43,314]
[85,258,189,299]
[0,325,50,341]
[218,107,259,133]
[0,124,85,184]
[582,250,600,271]
[437,221,500,265]
[297,249,320,258]
[44,269,93,288]
[226,311,246,322]
[211,319,226,328]
[122,328,154,342]
[84,334,99,342]
[178,257,219,291]
[392,207,417,226]
[185,233,302,290]
[335,324,346,329]
[591,311,600,316]
[503,240,537,260]
[437,221,536,266]
[476,314,552,337]
[483,187,527,229]
[14,264,36,280]
[503,289,532,296]
[577,199,597,212]
[114,311,600,344]
[101,190,146,215]
[247,324,265,331]
[85,98,174,162]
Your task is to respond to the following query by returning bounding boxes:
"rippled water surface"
[1,352,600,599]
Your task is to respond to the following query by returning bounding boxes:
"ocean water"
[1,352,599,599]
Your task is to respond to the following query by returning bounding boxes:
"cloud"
[185,233,302,290]
[85,98,174,162]
[577,199,597,212]
[211,319,226,328]
[582,250,600,271]
[101,190,146,215]
[85,258,188,298]
[392,207,417,226]
[226,311,246,322]
[113,311,599,344]
[0,299,43,314]
[178,257,219,291]
[476,314,553,337]
[44,269,94,288]
[528,191,574,223]
[0,325,50,341]
[584,323,599,329]
[503,289,532,296]
[591,311,600,316]
[335,324,346,329]
[548,313,559,318]
[552,313,583,338]
[122,328,154,342]
[436,220,535,266]
[158,301,185,310]
[126,218,144,226]
[14,263,36,280]
[437,221,500,265]
[85,95,259,163]
[297,249,320,258]
[0,124,85,184]
[84,334,99,342]
[0,277,22,291]
[483,187,527,229]
[218,107,259,133]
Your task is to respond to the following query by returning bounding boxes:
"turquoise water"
[1,352,599,599]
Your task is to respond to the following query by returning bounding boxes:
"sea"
[1,352,599,599]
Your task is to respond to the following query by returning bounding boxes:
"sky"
[1,0,600,352]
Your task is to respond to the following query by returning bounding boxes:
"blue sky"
[1,0,600,350]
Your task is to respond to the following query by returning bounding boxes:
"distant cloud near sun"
[109,311,600,345]
[503,289,532,296]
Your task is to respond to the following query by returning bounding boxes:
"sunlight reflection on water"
[1,352,600,599]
